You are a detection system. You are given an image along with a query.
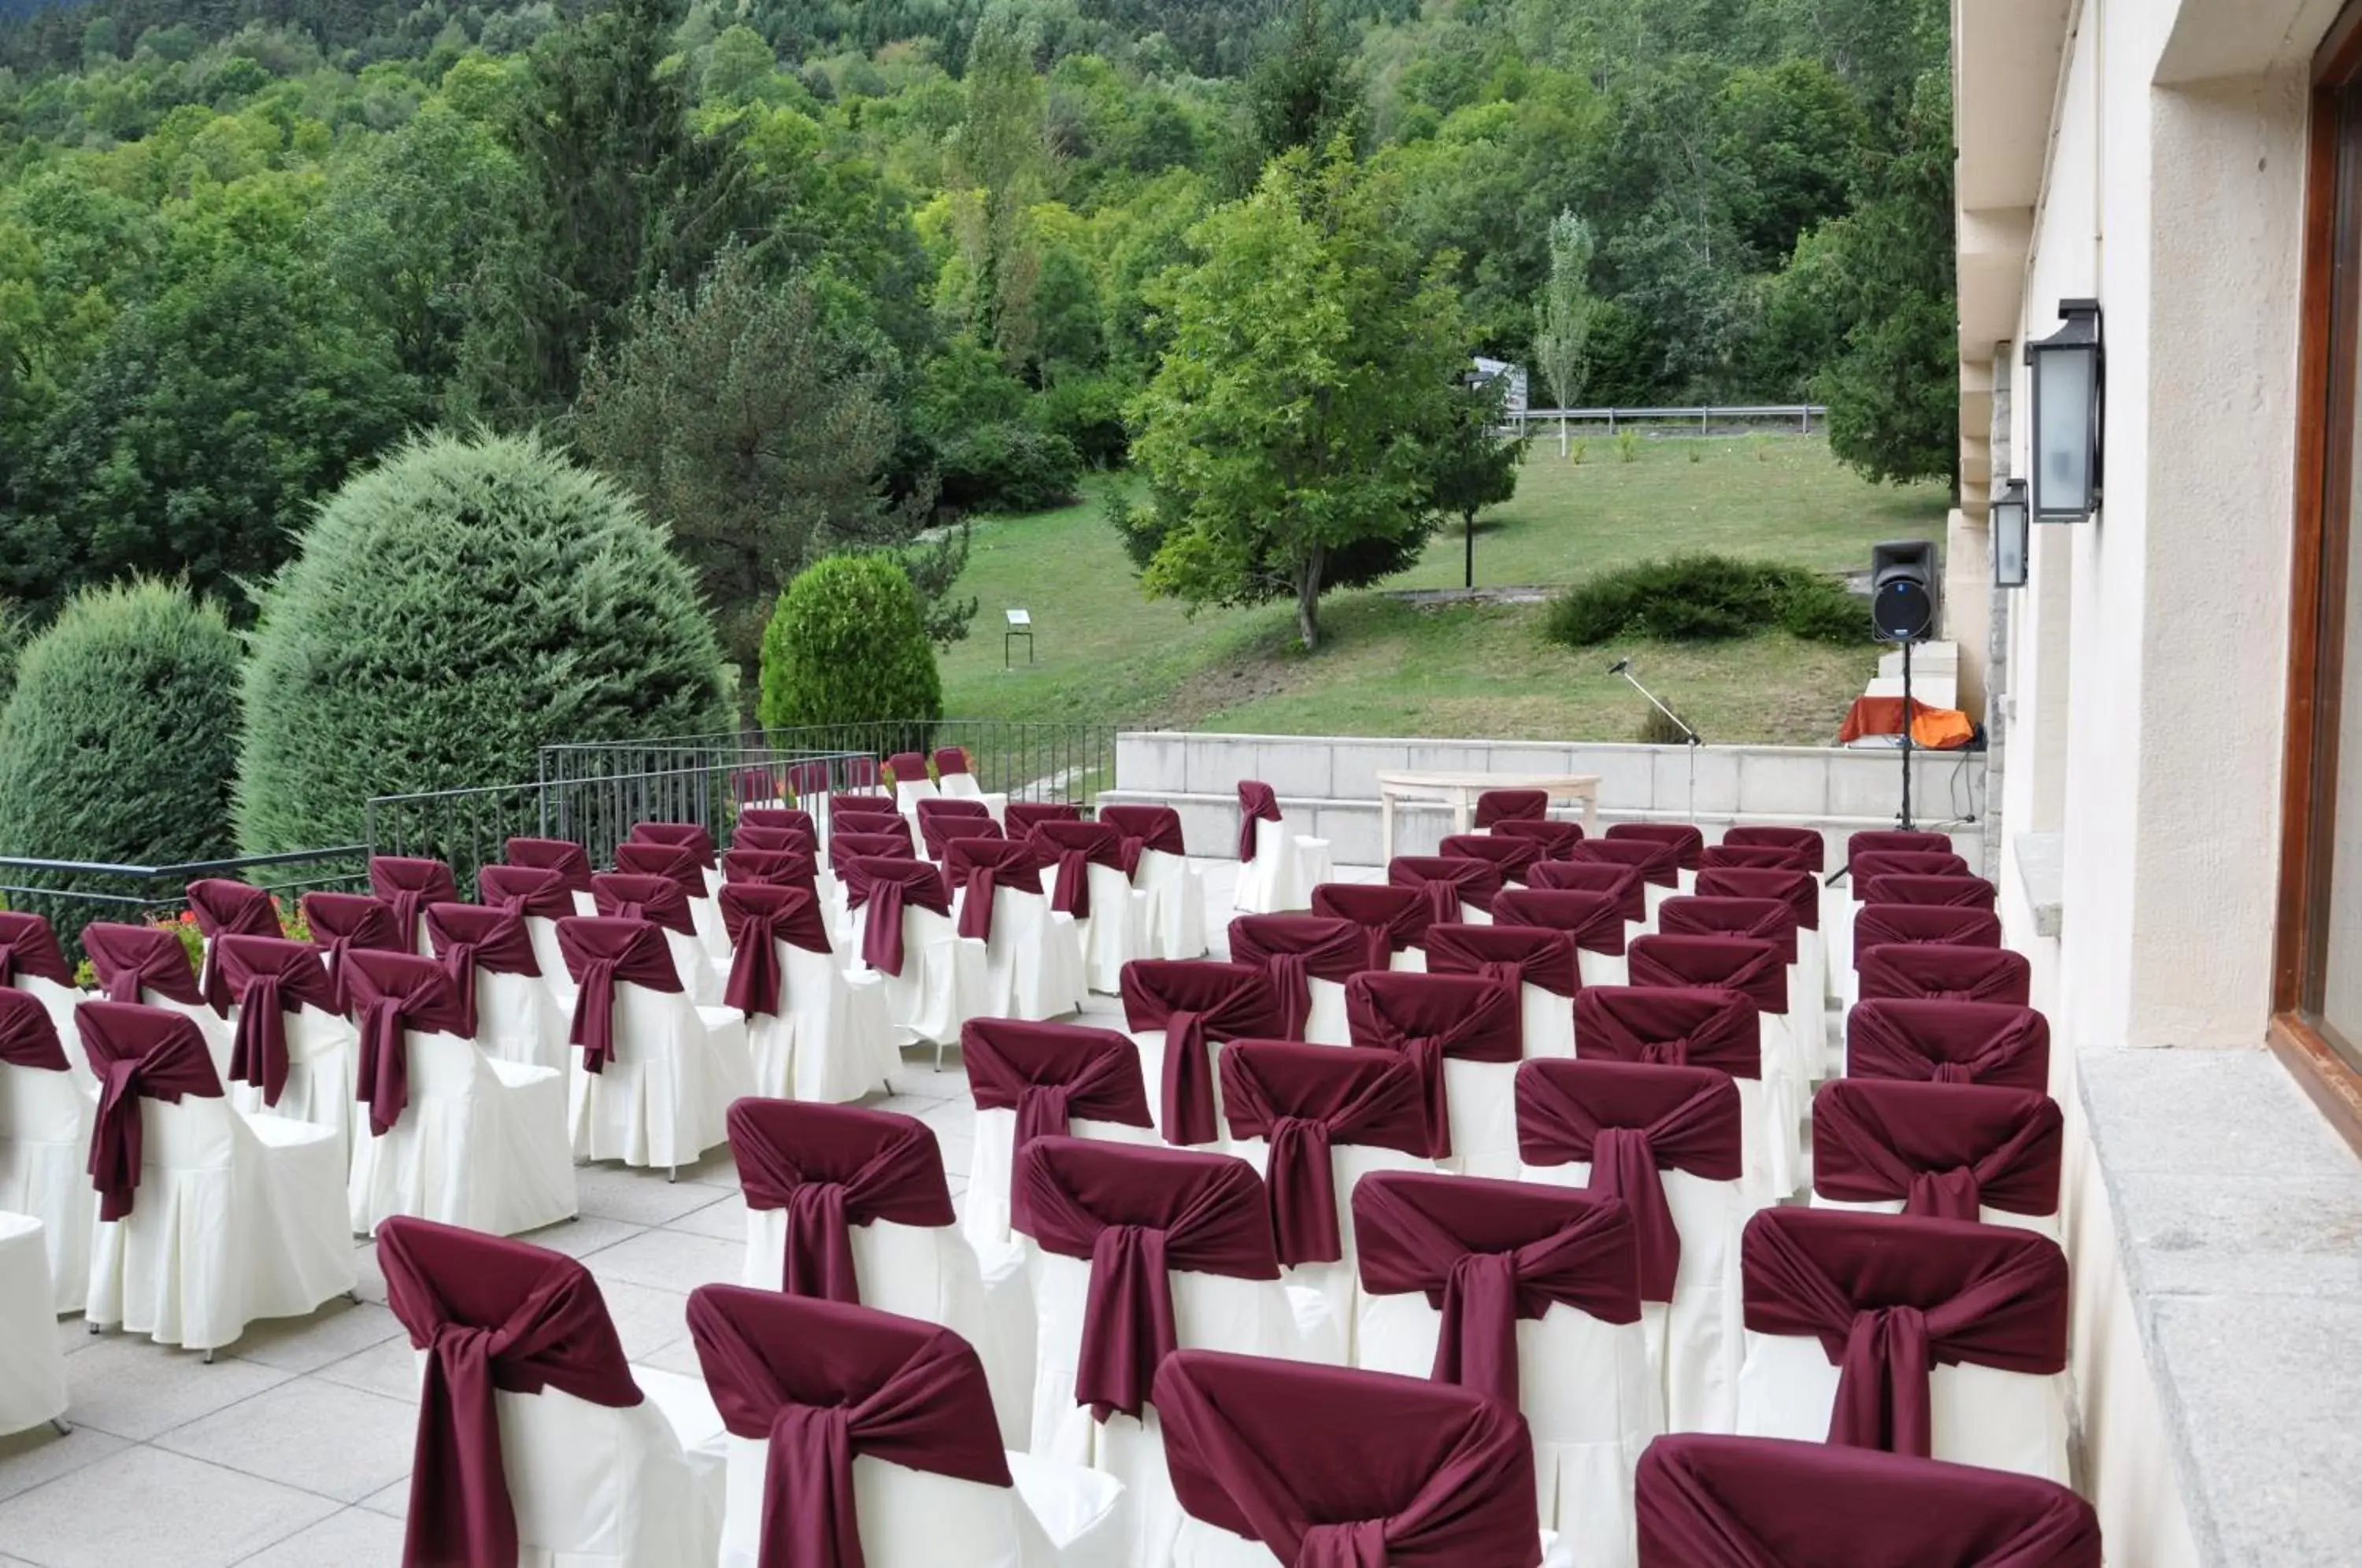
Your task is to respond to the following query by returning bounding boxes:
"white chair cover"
[939,771,1012,823]
[0,1212,67,1436]
[966,1108,1162,1263]
[89,1093,354,1351]
[1222,1138,1438,1366]
[224,1003,358,1174]
[349,1028,576,1237]
[479,1370,722,1567]
[742,941,897,1104]
[961,885,1087,1023]
[472,971,568,1074]
[1059,864,1149,996]
[1234,819,1331,915]
[1135,849,1209,960]
[0,1060,94,1313]
[856,904,988,1051]
[11,976,86,1071]
[569,981,751,1172]
[1734,1335,2072,1484]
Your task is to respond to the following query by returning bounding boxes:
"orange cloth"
[1838,696,1975,750]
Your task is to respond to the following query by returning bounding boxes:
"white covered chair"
[76,1001,354,1354]
[342,949,576,1237]
[1656,897,1815,1092]
[917,797,1001,864]
[0,990,94,1314]
[1694,864,1827,1074]
[1515,1058,1749,1435]
[183,878,284,1014]
[1386,856,1501,929]
[594,872,726,1008]
[934,745,1011,823]
[376,1216,724,1568]
[1119,960,1287,1149]
[616,838,733,967]
[80,920,230,1071]
[0,914,88,1052]
[1309,883,1435,974]
[1013,1137,1300,1568]
[1492,886,1631,996]
[1605,823,1705,897]
[1627,935,1804,1201]
[368,854,461,957]
[0,1211,68,1437]
[717,882,895,1102]
[729,1098,1035,1451]
[1810,1078,2064,1240]
[1575,838,1685,923]
[1342,970,1525,1180]
[1844,900,2006,1012]
[555,916,749,1174]
[947,838,1085,1021]
[1353,1171,1661,1564]
[1574,986,1782,1209]
[481,864,585,1019]
[502,835,602,919]
[1830,836,1968,1000]
[1530,860,1650,962]
[1424,923,1580,1060]
[887,750,943,812]
[1231,782,1331,915]
[298,891,409,1019]
[1099,806,1209,960]
[213,933,360,1173]
[689,1284,1124,1568]
[1734,1207,2072,1484]
[844,856,988,1060]
[958,1017,1163,1266]
[1224,914,1368,1045]
[1032,820,1150,995]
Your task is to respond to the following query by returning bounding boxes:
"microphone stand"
[1610,660,1703,823]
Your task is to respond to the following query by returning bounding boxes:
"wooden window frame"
[2271,1,2362,1149]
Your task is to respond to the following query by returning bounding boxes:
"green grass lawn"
[938,436,1952,745]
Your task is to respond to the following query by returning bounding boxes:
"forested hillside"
[0,0,1955,668]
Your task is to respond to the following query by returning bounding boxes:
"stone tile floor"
[0,856,1311,1566]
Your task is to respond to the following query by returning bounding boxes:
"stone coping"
[2014,830,2064,937]
[2079,1045,2362,1565]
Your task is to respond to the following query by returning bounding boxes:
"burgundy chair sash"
[1858,944,2031,1006]
[1629,934,1787,1015]
[1031,819,1127,919]
[1424,922,1579,997]
[1225,915,1371,1039]
[1573,986,1762,1078]
[831,812,912,850]
[1355,1171,1642,1406]
[942,837,1045,943]
[82,921,205,1008]
[628,820,717,866]
[554,916,683,1074]
[1386,856,1504,921]
[213,934,338,1108]
[727,1100,955,1301]
[1515,1058,1742,1301]
[377,1217,643,1568]
[1695,866,1820,931]
[424,902,542,1039]
[732,822,818,856]
[302,892,405,1011]
[931,746,973,778]
[1439,833,1542,886]
[1854,904,2004,960]
[916,797,992,824]
[1848,850,1971,900]
[884,750,931,786]
[1490,887,1629,956]
[1701,842,1819,877]
[1310,883,1433,969]
[1846,829,1954,860]
[1635,1433,2102,1567]
[477,864,575,920]
[1529,858,1647,923]
[1474,789,1549,827]
[687,1285,1011,1568]
[721,847,820,889]
[1490,817,1586,859]
[0,987,67,1072]
[738,806,816,837]
[590,872,697,937]
[0,911,73,988]
[1220,1041,1431,1266]
[718,883,833,1018]
[920,811,1004,864]
[343,949,472,1136]
[839,856,953,977]
[1006,801,1084,836]
[369,856,460,949]
[1813,1079,2062,1220]
[1342,971,1522,1160]
[76,1000,224,1220]
[1724,824,1829,865]
[1605,821,1705,872]
[186,878,281,1009]
[1742,1207,2068,1457]
[1153,1349,1544,1568]
[1096,804,1187,873]
[613,839,709,899]
[1860,874,1998,912]
[1120,960,1284,1146]
[1013,1136,1279,1419]
[961,1018,1156,1227]
[1573,836,1680,889]
[828,831,917,881]
[1659,896,1798,965]
[1236,780,1283,863]
[505,837,594,894]
[828,792,898,815]
[1846,1000,2050,1090]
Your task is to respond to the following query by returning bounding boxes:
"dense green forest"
[0,0,1956,668]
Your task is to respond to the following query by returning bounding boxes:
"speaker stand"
[1897,638,1916,830]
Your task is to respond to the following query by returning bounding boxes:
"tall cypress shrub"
[758,554,942,749]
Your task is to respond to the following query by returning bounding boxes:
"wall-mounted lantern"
[2025,298,2104,521]
[1991,478,2030,589]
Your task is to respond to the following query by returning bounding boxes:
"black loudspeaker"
[1871,540,1940,643]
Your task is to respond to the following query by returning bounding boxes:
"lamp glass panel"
[1993,498,2028,587]
[2034,345,2096,516]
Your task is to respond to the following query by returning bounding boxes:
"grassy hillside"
[939,436,1953,745]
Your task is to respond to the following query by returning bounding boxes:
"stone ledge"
[2079,1045,2362,1566]
[2014,830,2064,937]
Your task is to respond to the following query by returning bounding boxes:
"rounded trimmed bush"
[0,579,242,871]
[758,554,942,743]
[238,431,730,853]
[1545,554,1870,648]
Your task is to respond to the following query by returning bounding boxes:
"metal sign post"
[1004,608,1034,669]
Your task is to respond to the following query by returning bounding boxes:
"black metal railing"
[0,845,369,953]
